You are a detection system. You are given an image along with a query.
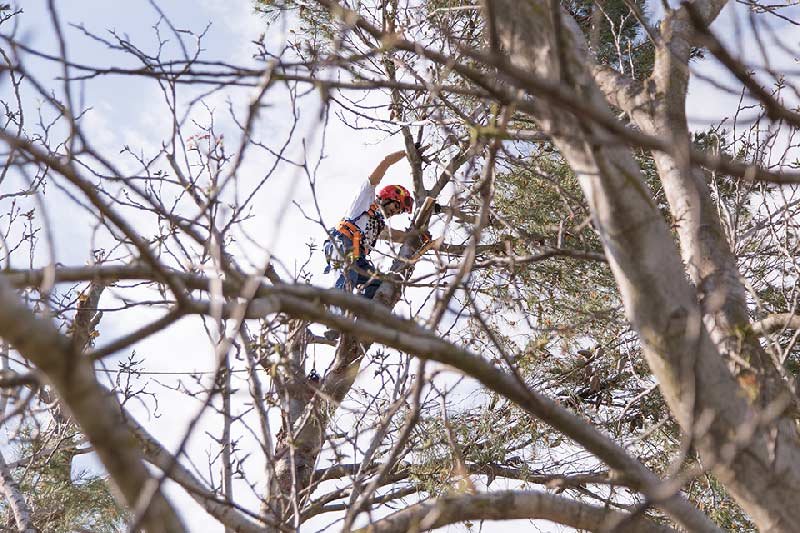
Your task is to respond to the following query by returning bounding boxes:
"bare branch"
[0,451,38,533]
[354,490,677,533]
[0,275,185,533]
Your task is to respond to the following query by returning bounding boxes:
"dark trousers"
[334,255,381,300]
[325,235,382,299]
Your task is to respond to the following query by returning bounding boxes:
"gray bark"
[489,1,800,530]
[0,275,186,533]
[356,489,677,533]
[3,262,716,530]
[272,202,437,521]
[593,4,786,403]
[0,451,38,533]
[272,318,316,517]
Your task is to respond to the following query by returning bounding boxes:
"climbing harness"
[334,220,363,258]
[323,202,384,273]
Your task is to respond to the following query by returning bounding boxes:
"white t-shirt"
[343,180,384,253]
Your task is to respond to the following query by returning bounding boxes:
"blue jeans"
[324,236,381,299]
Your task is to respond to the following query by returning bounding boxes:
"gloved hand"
[433,202,443,215]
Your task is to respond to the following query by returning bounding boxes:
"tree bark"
[273,318,318,518]
[2,260,716,530]
[487,1,800,530]
[0,451,38,533]
[272,202,437,520]
[593,3,787,405]
[356,490,677,533]
[0,275,185,533]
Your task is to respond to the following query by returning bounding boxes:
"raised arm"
[368,149,406,186]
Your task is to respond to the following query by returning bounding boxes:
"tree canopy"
[2,0,800,531]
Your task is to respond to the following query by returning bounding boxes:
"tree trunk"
[0,451,38,533]
[272,207,435,521]
[0,276,185,533]
[487,1,800,529]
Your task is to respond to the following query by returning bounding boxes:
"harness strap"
[352,202,379,221]
[334,203,383,258]
[336,220,363,257]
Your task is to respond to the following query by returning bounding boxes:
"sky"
[1,0,798,532]
[0,1,469,531]
[686,3,800,130]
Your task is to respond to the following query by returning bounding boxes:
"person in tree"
[323,149,417,304]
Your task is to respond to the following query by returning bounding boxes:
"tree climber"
[323,149,420,307]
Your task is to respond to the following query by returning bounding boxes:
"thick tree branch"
[0,451,37,533]
[0,264,744,530]
[0,275,185,533]
[752,313,800,336]
[487,1,800,530]
[354,490,677,533]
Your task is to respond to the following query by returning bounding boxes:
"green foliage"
[685,475,756,531]
[566,0,655,78]
[474,134,760,527]
[1,425,127,532]
[410,405,539,495]
[489,148,622,343]
[250,1,781,529]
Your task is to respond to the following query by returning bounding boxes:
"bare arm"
[368,150,406,186]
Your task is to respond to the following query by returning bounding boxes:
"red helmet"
[378,184,413,214]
